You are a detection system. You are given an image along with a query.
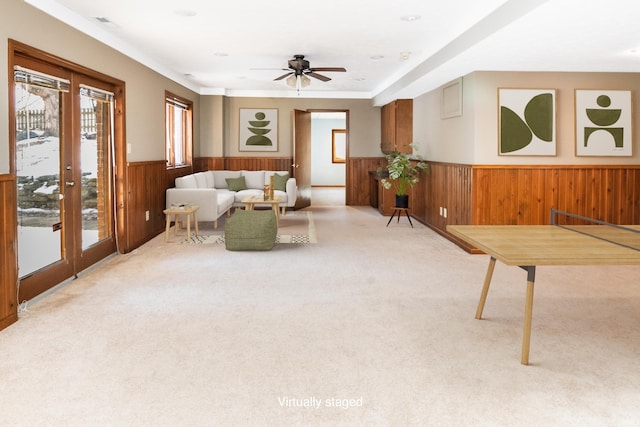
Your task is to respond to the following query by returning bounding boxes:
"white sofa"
[166,170,297,228]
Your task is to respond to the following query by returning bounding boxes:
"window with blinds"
[165,92,193,168]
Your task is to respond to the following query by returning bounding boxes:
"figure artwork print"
[575,90,632,156]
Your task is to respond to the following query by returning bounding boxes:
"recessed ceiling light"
[401,15,421,22]
[400,51,411,60]
[174,9,197,17]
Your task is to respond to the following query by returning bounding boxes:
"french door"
[14,56,116,301]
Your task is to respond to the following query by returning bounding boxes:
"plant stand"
[386,207,413,228]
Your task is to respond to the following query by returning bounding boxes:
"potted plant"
[379,144,430,208]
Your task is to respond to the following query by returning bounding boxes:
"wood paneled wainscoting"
[193,157,225,172]
[222,157,293,173]
[411,162,474,250]
[411,163,640,252]
[0,175,18,330]
[125,161,173,251]
[472,165,640,226]
[347,157,389,206]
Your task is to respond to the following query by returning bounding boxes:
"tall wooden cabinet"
[381,99,413,154]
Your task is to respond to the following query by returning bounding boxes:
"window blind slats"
[80,84,114,102]
[165,97,190,110]
[14,66,70,92]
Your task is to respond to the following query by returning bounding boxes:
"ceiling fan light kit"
[274,54,346,92]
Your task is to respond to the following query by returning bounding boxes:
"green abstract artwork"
[239,108,278,151]
[575,90,632,157]
[498,89,556,156]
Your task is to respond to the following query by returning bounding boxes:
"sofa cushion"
[264,171,289,185]
[242,171,266,189]
[226,176,247,191]
[272,173,289,191]
[211,170,241,189]
[193,172,208,188]
[175,175,197,188]
[234,189,263,203]
[203,171,215,188]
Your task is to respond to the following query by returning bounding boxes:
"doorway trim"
[308,109,349,205]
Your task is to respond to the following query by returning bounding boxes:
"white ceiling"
[27,0,640,105]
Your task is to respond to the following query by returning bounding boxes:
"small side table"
[386,207,413,228]
[163,205,199,242]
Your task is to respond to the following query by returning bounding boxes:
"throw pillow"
[226,176,247,191]
[272,173,289,191]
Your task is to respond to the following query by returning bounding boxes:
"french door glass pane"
[80,92,111,250]
[15,83,63,277]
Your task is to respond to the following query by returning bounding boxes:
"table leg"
[404,210,414,228]
[475,257,496,319]
[194,211,199,237]
[386,210,397,227]
[164,213,171,242]
[173,214,179,237]
[186,213,191,239]
[273,204,280,222]
[521,266,536,365]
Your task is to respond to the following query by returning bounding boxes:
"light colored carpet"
[1,203,639,426]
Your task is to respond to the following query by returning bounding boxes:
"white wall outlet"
[443,208,448,218]
[145,210,150,221]
[439,207,443,216]
[127,143,132,154]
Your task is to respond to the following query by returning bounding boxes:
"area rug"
[181,210,317,244]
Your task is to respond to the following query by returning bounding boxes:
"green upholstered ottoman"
[224,209,277,251]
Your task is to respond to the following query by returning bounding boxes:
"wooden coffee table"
[241,195,282,221]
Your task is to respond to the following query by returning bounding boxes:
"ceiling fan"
[273,55,346,87]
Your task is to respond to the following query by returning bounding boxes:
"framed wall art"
[498,88,556,156]
[575,90,632,156]
[239,108,278,151]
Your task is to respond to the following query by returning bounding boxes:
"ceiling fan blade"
[310,67,346,72]
[274,72,294,81]
[307,72,331,82]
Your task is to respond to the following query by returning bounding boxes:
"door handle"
[65,181,75,187]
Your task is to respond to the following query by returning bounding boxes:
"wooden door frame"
[8,40,126,300]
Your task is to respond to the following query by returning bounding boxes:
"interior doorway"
[310,111,347,206]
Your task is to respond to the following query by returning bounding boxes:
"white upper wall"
[414,71,640,165]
